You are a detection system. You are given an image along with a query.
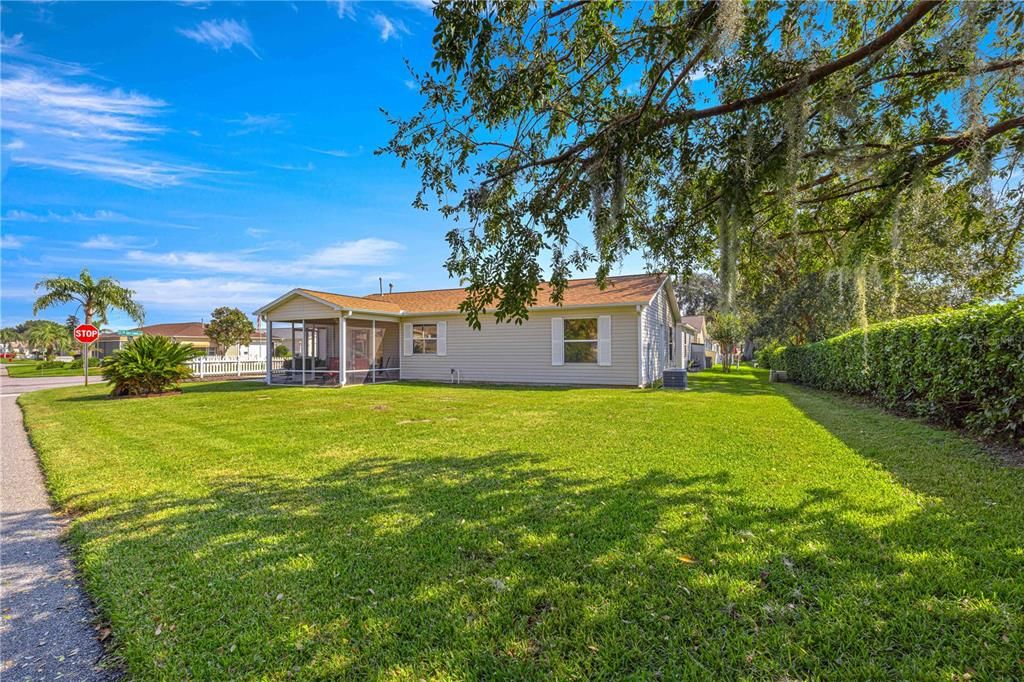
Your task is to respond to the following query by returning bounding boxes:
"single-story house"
[253,273,697,387]
[680,315,722,369]
[95,323,278,359]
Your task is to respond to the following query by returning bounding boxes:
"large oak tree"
[385,0,1024,326]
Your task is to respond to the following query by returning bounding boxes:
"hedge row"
[767,299,1024,445]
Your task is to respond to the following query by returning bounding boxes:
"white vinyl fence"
[186,356,285,379]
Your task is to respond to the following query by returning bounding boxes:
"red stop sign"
[74,324,100,344]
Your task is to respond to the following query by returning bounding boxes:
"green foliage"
[707,312,746,371]
[206,307,254,354]
[778,299,1024,444]
[754,341,785,369]
[27,321,72,360]
[34,267,144,327]
[273,344,291,358]
[388,2,1024,325]
[101,335,199,397]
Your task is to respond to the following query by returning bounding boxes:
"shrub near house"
[101,335,199,397]
[768,299,1024,444]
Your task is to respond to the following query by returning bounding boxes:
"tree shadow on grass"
[67,450,1023,680]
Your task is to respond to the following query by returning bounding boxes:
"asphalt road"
[1,372,115,680]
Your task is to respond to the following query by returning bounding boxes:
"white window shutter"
[551,317,564,366]
[597,315,612,366]
[403,323,413,356]
[436,321,447,356]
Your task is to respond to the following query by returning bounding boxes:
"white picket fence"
[186,356,285,379]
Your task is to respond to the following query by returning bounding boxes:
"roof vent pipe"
[389,282,394,295]
[379,277,383,296]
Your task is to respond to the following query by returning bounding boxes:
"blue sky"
[0,0,646,328]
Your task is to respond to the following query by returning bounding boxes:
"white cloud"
[1,31,24,50]
[246,227,270,238]
[82,234,153,250]
[402,0,435,13]
[230,112,288,136]
[120,238,403,278]
[403,78,417,91]
[307,238,405,266]
[123,277,286,312]
[329,0,356,19]
[2,66,166,142]
[177,19,260,58]
[1,43,212,188]
[307,145,362,158]
[372,13,409,42]
[3,208,200,230]
[1,234,26,249]
[12,153,207,189]
[267,161,314,172]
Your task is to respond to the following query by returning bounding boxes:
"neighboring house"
[95,322,276,359]
[680,315,722,370]
[254,273,698,388]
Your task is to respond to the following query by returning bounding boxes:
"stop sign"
[74,324,100,344]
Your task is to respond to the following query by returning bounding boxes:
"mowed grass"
[6,363,85,378]
[19,368,1024,680]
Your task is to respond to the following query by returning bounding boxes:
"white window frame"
[412,323,438,355]
[563,317,599,364]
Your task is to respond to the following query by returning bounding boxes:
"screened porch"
[266,317,400,386]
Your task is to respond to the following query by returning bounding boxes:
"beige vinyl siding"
[400,306,640,386]
[640,286,674,386]
[265,296,337,322]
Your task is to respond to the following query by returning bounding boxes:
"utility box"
[663,368,688,389]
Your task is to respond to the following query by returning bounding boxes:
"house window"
[667,325,674,361]
[564,318,598,363]
[412,324,437,354]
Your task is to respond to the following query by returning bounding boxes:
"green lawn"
[6,363,86,378]
[19,368,1023,680]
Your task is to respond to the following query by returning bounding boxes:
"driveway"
[1,372,114,680]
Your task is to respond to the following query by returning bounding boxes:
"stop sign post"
[74,324,100,386]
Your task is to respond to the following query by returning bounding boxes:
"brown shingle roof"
[681,315,706,332]
[141,322,208,338]
[361,273,666,313]
[297,289,403,313]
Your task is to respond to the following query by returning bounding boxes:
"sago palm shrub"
[102,335,198,396]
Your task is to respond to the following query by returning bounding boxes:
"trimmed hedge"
[773,299,1024,445]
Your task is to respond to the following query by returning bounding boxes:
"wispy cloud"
[123,277,286,312]
[177,19,260,58]
[82,234,155,250]
[266,161,314,172]
[402,0,435,13]
[121,238,404,278]
[306,145,362,158]
[1,234,27,249]
[1,37,213,188]
[4,208,200,230]
[230,112,289,136]
[246,227,270,238]
[328,0,356,20]
[372,13,409,42]
[306,238,405,266]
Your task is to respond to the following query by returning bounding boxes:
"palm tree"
[33,268,145,328]
[28,322,70,361]
[0,328,23,355]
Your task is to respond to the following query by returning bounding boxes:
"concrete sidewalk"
[1,373,114,680]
